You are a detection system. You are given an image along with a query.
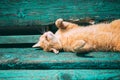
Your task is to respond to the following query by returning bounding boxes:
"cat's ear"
[50,48,59,54]
[45,31,54,41]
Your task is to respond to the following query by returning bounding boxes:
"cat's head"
[32,31,62,54]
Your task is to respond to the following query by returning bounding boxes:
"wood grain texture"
[0,0,120,35]
[0,0,120,78]
[0,0,120,27]
[0,48,120,69]
[0,35,39,44]
[0,70,120,80]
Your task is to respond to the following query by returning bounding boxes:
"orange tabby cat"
[33,18,120,54]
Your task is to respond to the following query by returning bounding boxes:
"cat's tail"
[110,19,120,29]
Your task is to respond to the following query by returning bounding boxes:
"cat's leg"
[55,18,79,29]
[72,40,86,52]
[50,48,59,54]
[78,44,93,53]
[72,40,93,53]
[55,18,64,28]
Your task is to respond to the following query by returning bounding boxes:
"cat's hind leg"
[55,18,64,28]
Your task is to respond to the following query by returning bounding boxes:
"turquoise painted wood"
[0,35,39,44]
[0,0,120,79]
[0,70,120,80]
[0,0,120,35]
[0,35,120,69]
[0,48,120,69]
[0,0,120,27]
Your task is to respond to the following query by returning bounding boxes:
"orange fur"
[33,18,120,54]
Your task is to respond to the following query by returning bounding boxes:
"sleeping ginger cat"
[33,18,120,54]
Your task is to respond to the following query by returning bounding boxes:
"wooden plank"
[0,70,120,80]
[0,35,41,48]
[0,48,120,69]
[0,0,120,27]
[0,35,39,44]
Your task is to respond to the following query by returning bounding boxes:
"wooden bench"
[0,0,120,80]
[0,35,120,79]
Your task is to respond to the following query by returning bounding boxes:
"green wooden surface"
[0,0,120,79]
[0,35,39,44]
[0,48,120,69]
[0,70,120,80]
[0,0,120,35]
[0,0,120,27]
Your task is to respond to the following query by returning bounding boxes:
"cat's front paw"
[73,40,86,52]
[50,48,59,54]
[74,42,93,53]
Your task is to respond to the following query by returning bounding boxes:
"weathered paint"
[0,0,120,35]
[0,0,120,79]
[0,35,39,44]
[0,0,120,27]
[0,48,120,69]
[0,70,120,80]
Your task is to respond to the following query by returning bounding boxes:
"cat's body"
[33,18,120,54]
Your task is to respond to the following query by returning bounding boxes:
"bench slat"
[0,35,39,44]
[0,48,120,69]
[0,0,120,27]
[0,70,120,80]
